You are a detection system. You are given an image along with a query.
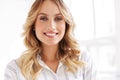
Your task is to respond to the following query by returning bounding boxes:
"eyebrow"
[38,13,62,16]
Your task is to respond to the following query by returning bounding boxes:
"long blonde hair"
[17,0,84,79]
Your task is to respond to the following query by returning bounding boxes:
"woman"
[4,0,96,80]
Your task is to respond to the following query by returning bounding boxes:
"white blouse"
[4,50,96,80]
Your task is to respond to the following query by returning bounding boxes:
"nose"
[47,20,56,30]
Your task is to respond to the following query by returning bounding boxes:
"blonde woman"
[4,0,96,80]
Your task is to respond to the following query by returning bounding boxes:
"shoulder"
[79,48,92,63]
[79,47,96,80]
[79,48,93,73]
[5,60,18,73]
[4,60,18,80]
[4,60,24,80]
[6,60,18,68]
[79,47,94,70]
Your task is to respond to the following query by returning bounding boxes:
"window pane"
[94,0,115,38]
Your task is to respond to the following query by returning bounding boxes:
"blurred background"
[0,0,120,80]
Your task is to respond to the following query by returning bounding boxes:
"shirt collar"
[37,54,63,70]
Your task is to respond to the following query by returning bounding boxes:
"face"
[35,0,66,46]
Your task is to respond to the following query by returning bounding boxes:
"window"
[70,0,115,41]
[69,0,118,80]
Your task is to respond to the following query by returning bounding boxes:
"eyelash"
[39,17,48,21]
[55,17,63,21]
[39,16,63,22]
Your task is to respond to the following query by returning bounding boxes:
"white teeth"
[45,33,57,36]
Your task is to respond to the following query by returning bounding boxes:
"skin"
[35,0,66,72]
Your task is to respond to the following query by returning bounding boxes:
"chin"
[43,42,59,46]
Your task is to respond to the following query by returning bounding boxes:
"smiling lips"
[44,31,58,38]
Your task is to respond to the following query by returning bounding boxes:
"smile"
[44,32,58,38]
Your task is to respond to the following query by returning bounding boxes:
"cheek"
[35,23,45,31]
[34,25,44,39]
[35,19,45,30]
[59,23,66,33]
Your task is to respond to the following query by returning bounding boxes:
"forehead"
[39,0,60,14]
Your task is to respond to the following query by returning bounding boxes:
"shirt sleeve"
[80,49,96,80]
[4,60,18,80]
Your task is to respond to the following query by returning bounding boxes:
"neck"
[41,44,58,62]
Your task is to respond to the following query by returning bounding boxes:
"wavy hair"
[17,0,84,80]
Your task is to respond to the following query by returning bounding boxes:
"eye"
[55,16,63,22]
[39,16,48,21]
